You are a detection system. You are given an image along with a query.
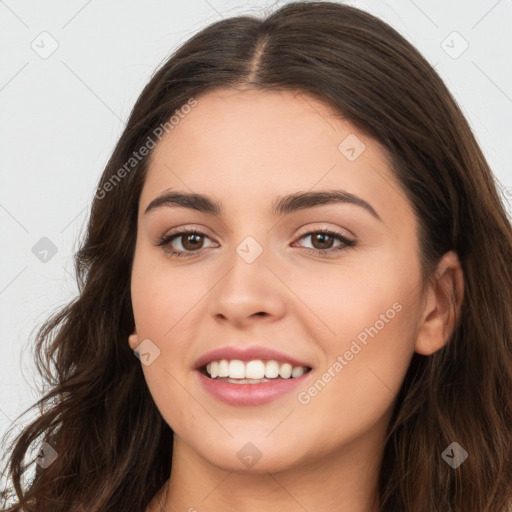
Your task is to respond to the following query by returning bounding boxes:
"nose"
[208,240,287,328]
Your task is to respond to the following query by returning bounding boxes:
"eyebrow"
[144,188,382,222]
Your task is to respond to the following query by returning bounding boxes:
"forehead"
[151,88,361,166]
[140,88,409,224]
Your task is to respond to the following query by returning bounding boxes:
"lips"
[197,369,311,406]
[193,345,313,371]
[193,345,315,405]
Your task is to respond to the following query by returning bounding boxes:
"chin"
[192,437,307,474]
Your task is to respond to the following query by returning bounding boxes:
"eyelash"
[156,227,356,258]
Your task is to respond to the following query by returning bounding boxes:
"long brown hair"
[2,2,511,511]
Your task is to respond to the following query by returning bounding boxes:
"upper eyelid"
[161,222,355,238]
[161,221,356,238]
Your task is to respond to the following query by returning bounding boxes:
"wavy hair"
[1,2,511,510]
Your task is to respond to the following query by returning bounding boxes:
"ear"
[128,330,140,351]
[415,251,464,356]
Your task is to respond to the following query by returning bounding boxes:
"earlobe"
[128,331,139,351]
[414,251,464,356]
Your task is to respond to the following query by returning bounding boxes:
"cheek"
[292,248,421,420]
[130,246,208,395]
[130,244,190,338]
[130,249,201,432]
[291,296,418,455]
[289,240,420,343]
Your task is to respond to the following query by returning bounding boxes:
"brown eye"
[156,229,216,258]
[309,232,336,250]
[180,233,205,251]
[296,229,356,256]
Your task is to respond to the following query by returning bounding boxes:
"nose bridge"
[222,212,272,272]
[223,232,271,298]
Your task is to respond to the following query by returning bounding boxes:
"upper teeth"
[205,359,308,379]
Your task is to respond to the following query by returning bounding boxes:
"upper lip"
[194,346,313,370]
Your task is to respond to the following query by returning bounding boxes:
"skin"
[128,87,464,512]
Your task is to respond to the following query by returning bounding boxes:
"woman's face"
[130,88,428,473]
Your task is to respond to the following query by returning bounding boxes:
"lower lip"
[196,370,312,406]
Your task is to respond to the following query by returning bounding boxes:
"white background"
[1,0,511,449]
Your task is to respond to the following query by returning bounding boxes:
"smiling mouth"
[199,359,312,384]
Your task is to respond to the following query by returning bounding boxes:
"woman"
[1,2,511,511]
